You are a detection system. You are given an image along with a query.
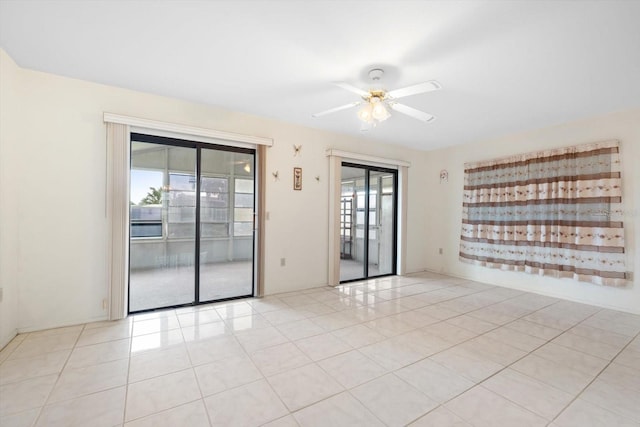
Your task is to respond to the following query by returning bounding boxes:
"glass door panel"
[370,171,396,277]
[199,149,254,301]
[340,166,367,282]
[129,142,196,312]
[367,173,380,277]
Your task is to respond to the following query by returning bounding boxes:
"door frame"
[339,162,398,283]
[127,132,257,314]
[326,149,410,287]
[105,114,272,321]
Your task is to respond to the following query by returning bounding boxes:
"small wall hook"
[272,171,279,180]
[315,176,320,182]
[293,144,302,156]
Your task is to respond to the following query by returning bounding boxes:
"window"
[166,174,232,238]
[167,173,196,239]
[130,206,162,238]
[201,176,229,237]
[130,169,163,238]
[131,154,255,240]
[233,178,254,236]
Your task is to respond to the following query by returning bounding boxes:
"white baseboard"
[418,267,640,315]
[17,315,109,335]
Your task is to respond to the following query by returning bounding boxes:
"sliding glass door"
[339,163,397,283]
[128,134,255,313]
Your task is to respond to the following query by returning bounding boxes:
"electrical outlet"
[438,248,443,255]
[280,258,286,267]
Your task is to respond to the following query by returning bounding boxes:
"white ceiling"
[1,0,639,151]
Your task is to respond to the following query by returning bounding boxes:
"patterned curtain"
[459,140,627,286]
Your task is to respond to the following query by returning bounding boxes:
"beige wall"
[0,50,21,347]
[422,109,640,314]
[0,49,430,333]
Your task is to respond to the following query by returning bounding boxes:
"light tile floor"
[1,272,640,426]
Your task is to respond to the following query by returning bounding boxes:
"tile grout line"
[307,277,513,425]
[120,318,134,426]
[260,278,548,426]
[401,295,588,424]
[30,323,87,427]
[458,306,638,425]
[207,316,292,427]
[460,308,606,423]
[217,312,282,425]
[222,280,414,424]
[546,322,640,425]
[124,309,202,425]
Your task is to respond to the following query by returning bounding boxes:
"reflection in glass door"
[340,166,366,281]
[339,163,397,283]
[199,149,254,301]
[128,134,255,313]
[370,170,395,277]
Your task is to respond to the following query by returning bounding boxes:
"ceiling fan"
[312,68,441,128]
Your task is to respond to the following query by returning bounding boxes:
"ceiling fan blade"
[333,82,370,97]
[386,80,441,99]
[312,101,361,118]
[388,102,436,122]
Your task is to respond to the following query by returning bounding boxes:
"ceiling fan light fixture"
[357,103,374,123]
[372,102,390,121]
[358,96,389,124]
